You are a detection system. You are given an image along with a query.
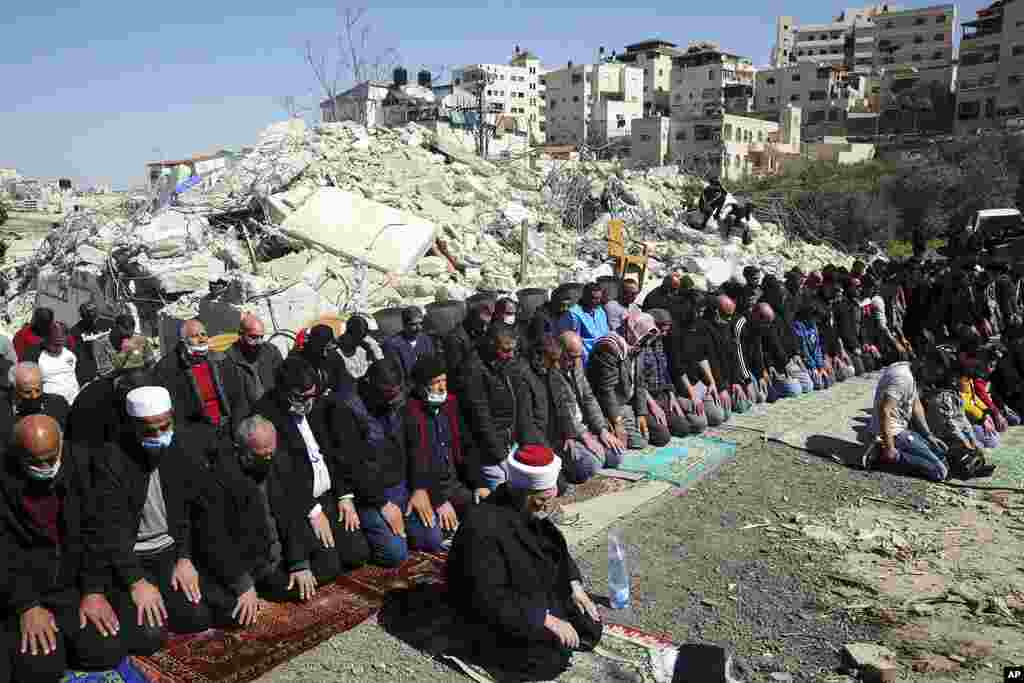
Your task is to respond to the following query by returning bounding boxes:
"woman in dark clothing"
[296,325,346,397]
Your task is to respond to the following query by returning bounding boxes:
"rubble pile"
[4,118,855,346]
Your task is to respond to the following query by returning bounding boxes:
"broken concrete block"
[417,256,449,277]
[138,211,207,258]
[843,643,898,683]
[279,188,436,275]
[133,254,226,294]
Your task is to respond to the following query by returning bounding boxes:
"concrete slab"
[560,481,673,550]
[279,188,436,275]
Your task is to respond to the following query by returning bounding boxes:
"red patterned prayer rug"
[131,552,447,683]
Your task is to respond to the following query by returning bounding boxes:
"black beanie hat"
[411,354,448,388]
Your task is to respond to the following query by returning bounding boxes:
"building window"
[933,33,944,41]
[790,94,801,101]
[912,54,922,61]
[723,123,733,140]
[571,74,582,85]
[1014,45,1024,57]
[757,130,764,142]
[694,125,712,141]
[768,96,777,104]
[675,130,687,141]
[932,51,943,60]
[985,98,996,118]
[572,95,579,102]
[886,21,894,28]
[809,90,827,100]
[914,17,925,25]
[913,35,923,44]
[1011,74,1023,86]
[936,15,945,23]
[766,77,776,85]
[792,74,801,82]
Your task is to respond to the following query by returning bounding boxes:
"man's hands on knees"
[232,588,261,626]
[20,606,58,656]
[131,579,167,628]
[339,498,360,532]
[79,593,120,637]
[544,612,579,649]
[171,558,202,604]
[288,569,317,601]
[382,501,406,538]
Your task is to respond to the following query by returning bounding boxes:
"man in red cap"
[446,443,602,681]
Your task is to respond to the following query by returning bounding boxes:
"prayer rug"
[954,424,1024,488]
[442,622,679,683]
[728,373,880,459]
[131,551,447,683]
[556,472,635,506]
[61,660,151,683]
[617,435,739,490]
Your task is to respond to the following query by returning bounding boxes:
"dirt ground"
[260,428,1022,682]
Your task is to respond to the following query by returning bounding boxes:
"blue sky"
[0,0,985,189]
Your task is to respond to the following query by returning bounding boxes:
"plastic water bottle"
[608,530,631,609]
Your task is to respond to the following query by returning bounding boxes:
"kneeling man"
[446,444,603,681]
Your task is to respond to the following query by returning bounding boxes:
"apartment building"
[955,0,1024,134]
[665,109,799,181]
[755,62,870,131]
[669,42,756,121]
[543,62,643,147]
[453,46,546,140]
[772,6,890,68]
[614,39,681,117]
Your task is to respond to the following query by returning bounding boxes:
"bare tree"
[305,7,400,125]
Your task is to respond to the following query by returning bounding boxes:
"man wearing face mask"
[403,355,487,551]
[383,307,435,391]
[0,416,164,682]
[66,337,158,452]
[643,310,707,436]
[91,387,213,636]
[185,416,278,629]
[154,319,246,438]
[225,314,283,409]
[297,324,346,397]
[461,324,522,490]
[253,358,370,590]
[605,276,638,333]
[529,286,578,352]
[444,301,493,398]
[329,359,411,567]
[0,363,70,446]
[587,309,665,449]
[445,444,602,682]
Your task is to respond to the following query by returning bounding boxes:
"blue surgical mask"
[141,431,174,449]
[26,460,61,481]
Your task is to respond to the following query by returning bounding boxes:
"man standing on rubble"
[383,307,435,391]
[154,319,246,439]
[699,177,728,230]
[225,314,283,409]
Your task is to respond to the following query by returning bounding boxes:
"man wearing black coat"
[446,445,602,682]
[0,416,162,682]
[224,314,283,409]
[460,324,521,491]
[90,386,214,636]
[443,301,492,397]
[251,357,371,591]
[0,363,69,447]
[154,319,247,438]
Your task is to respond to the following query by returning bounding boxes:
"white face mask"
[26,460,61,481]
[186,343,209,357]
[427,391,448,406]
[503,314,516,326]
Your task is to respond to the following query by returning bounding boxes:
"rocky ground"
[258,427,1024,683]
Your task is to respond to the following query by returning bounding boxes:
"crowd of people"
[1,250,1022,681]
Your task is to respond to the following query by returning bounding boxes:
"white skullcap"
[126,386,173,418]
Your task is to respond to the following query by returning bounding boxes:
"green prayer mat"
[617,435,738,489]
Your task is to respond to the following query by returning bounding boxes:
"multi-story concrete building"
[452,46,546,140]
[669,42,756,121]
[755,62,870,134]
[955,0,1024,134]
[320,80,391,126]
[614,39,682,117]
[664,109,798,181]
[543,61,643,148]
[772,6,890,68]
